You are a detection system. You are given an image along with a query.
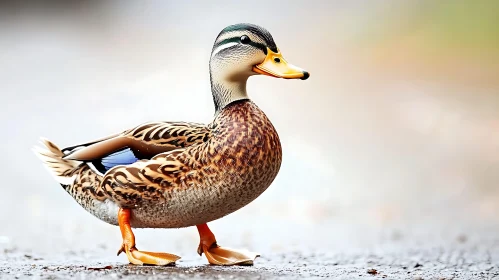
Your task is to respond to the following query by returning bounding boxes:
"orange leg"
[117,208,180,266]
[196,223,259,266]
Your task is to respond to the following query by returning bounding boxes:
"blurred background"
[0,0,498,262]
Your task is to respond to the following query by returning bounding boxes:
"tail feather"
[33,138,80,185]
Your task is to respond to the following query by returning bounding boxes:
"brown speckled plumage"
[41,100,281,228]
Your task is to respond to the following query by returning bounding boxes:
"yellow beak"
[253,48,309,80]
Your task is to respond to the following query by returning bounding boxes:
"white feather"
[211,42,238,58]
[87,162,105,177]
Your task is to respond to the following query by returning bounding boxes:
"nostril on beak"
[301,71,310,80]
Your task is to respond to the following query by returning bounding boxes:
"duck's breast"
[130,100,282,228]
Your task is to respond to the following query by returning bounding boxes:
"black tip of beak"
[301,71,310,80]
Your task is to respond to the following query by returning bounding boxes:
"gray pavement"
[2,232,499,279]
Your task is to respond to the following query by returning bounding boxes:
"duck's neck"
[210,71,249,113]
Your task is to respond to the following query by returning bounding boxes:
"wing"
[100,149,197,207]
[62,122,212,169]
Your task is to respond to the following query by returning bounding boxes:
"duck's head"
[209,23,309,111]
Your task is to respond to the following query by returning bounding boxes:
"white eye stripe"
[211,42,239,57]
[215,31,246,44]
[215,31,265,46]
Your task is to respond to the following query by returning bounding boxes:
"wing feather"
[62,122,212,163]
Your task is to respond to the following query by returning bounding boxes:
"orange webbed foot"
[118,208,180,266]
[117,243,180,266]
[197,242,259,266]
[196,224,259,266]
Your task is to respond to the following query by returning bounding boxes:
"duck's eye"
[240,35,251,44]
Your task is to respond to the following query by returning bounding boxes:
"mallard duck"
[34,23,309,266]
